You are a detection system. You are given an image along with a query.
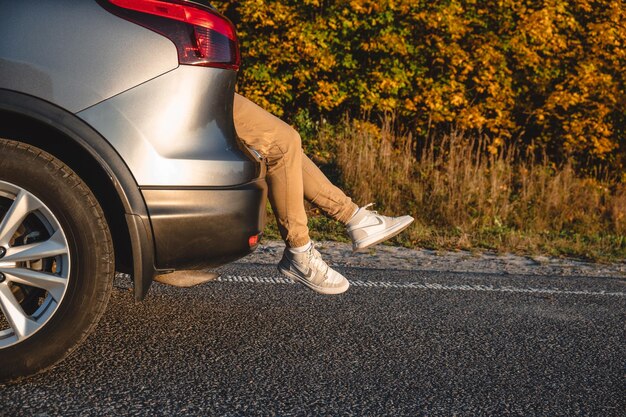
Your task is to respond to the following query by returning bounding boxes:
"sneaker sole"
[352,216,414,252]
[278,265,350,295]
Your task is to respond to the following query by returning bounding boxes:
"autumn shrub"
[212,0,625,169]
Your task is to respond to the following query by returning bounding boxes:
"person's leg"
[301,151,358,224]
[233,93,309,248]
[233,92,414,290]
[233,93,349,294]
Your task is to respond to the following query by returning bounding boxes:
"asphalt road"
[1,262,625,416]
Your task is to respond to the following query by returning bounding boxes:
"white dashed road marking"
[216,275,626,297]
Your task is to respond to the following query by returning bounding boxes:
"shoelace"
[362,202,379,216]
[307,246,330,279]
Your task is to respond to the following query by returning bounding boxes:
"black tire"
[0,138,114,383]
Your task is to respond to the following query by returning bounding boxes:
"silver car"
[0,0,267,382]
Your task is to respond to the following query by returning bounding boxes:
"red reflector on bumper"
[248,234,260,247]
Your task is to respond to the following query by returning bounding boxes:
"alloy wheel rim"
[0,180,71,348]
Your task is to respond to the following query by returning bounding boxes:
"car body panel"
[0,0,178,113]
[78,66,258,187]
[0,0,267,300]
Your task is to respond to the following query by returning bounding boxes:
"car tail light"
[106,0,240,70]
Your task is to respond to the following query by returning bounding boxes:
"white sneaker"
[346,204,414,252]
[278,242,349,295]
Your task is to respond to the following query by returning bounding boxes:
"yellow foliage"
[212,0,626,165]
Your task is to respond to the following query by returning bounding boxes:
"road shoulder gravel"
[237,239,626,278]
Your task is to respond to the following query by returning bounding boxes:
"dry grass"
[315,117,626,261]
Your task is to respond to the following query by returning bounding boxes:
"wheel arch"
[0,89,157,300]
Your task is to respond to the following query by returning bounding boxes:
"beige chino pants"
[234,93,358,248]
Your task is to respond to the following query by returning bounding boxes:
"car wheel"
[0,138,113,383]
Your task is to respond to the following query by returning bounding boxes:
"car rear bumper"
[142,178,268,271]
